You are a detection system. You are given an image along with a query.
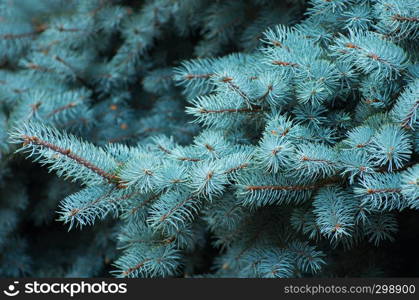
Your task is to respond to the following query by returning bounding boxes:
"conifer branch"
[199,106,263,114]
[21,135,121,185]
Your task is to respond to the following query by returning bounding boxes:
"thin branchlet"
[21,134,123,186]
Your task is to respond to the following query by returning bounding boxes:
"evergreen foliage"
[1,0,418,278]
